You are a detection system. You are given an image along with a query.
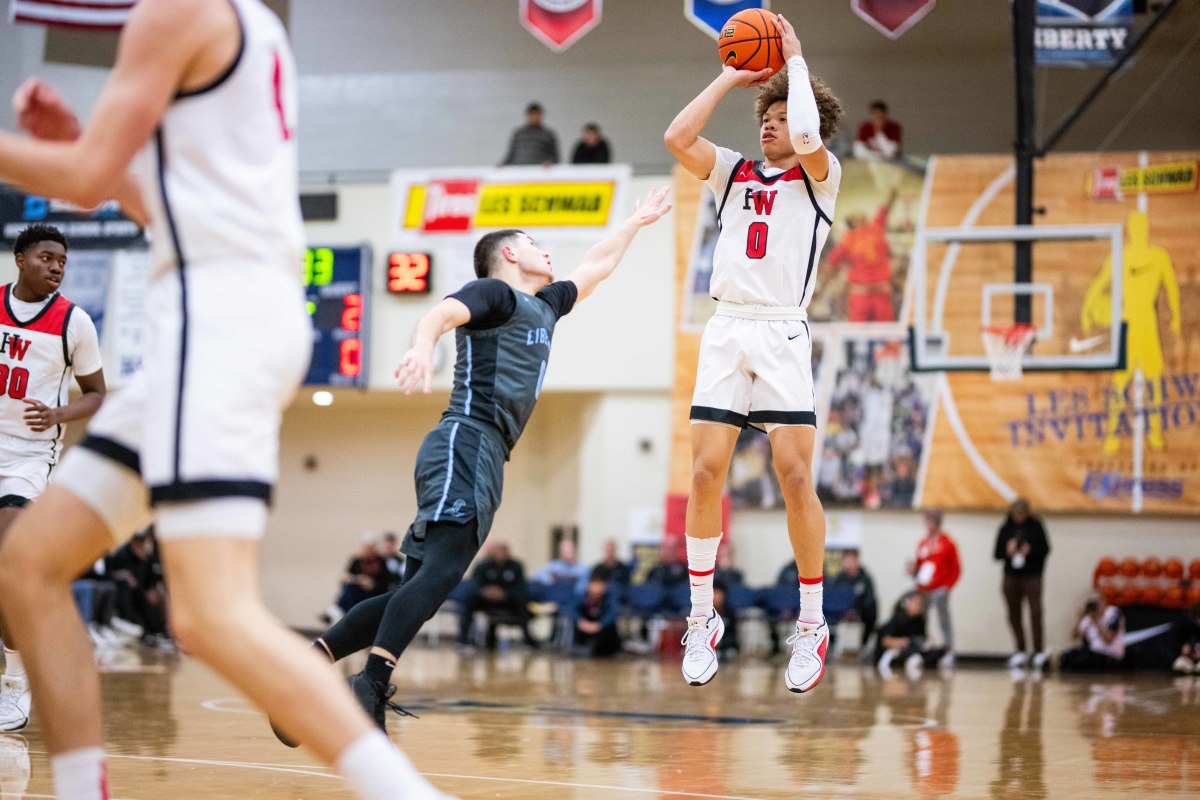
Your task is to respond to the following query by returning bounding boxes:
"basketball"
[1164,586,1186,607]
[1142,556,1162,577]
[1096,556,1118,577]
[1189,559,1200,580]
[1164,557,1184,579]
[717,9,784,76]
[1118,557,1140,578]
[1187,586,1200,606]
[1140,585,1163,606]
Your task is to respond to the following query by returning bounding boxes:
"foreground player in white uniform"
[665,15,843,692]
[0,1,453,798]
[0,225,105,733]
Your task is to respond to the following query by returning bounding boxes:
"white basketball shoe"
[681,610,724,686]
[0,677,30,732]
[785,619,829,693]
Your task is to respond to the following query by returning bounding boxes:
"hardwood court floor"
[6,646,1199,798]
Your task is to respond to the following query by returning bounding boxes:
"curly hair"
[753,67,843,143]
[13,223,67,256]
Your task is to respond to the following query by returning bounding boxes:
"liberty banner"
[685,0,769,40]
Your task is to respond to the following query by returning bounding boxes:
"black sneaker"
[347,673,418,733]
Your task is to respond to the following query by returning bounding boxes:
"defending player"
[664,14,843,691]
[0,225,105,733]
[0,1,453,798]
[277,189,670,738]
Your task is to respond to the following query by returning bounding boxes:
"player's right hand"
[722,65,774,88]
[394,346,433,395]
[12,78,82,142]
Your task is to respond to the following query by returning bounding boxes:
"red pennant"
[851,0,936,40]
[520,0,602,53]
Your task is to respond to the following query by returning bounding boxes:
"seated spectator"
[589,538,631,588]
[107,528,171,649]
[533,539,589,594]
[828,549,878,653]
[322,533,387,623]
[459,542,535,650]
[500,102,559,166]
[713,545,743,657]
[875,591,945,678]
[379,531,405,592]
[1173,603,1200,674]
[853,100,902,161]
[572,577,621,657]
[644,538,688,589]
[570,122,611,164]
[73,559,126,649]
[776,559,800,589]
[1060,596,1126,672]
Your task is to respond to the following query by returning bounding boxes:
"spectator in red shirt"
[910,509,960,667]
[853,101,903,161]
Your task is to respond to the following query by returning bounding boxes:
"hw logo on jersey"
[743,189,777,215]
[0,333,30,361]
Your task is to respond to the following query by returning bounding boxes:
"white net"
[981,325,1036,381]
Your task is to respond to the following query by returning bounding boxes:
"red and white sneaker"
[784,619,828,693]
[680,610,724,686]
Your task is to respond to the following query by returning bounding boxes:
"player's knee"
[168,596,253,656]
[691,456,727,495]
[777,466,816,501]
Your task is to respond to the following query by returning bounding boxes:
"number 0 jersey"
[704,146,841,309]
[131,0,303,283]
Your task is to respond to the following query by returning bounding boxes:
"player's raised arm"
[776,14,830,181]
[567,187,672,304]
[665,67,772,180]
[0,0,215,208]
[394,297,473,395]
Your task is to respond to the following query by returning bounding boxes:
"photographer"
[1060,596,1126,672]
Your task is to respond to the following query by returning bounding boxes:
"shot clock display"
[303,245,370,387]
[386,251,433,294]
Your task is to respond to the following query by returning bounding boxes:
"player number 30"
[0,365,30,401]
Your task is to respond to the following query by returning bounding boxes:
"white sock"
[798,576,824,626]
[337,730,441,800]
[685,534,721,618]
[52,748,107,800]
[2,649,24,681]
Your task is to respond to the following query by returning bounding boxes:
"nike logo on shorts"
[788,332,804,340]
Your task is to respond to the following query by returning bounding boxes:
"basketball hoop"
[981,324,1036,381]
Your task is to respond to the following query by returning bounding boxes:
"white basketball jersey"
[131,0,302,281]
[704,146,841,309]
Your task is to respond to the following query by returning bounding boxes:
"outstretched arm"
[776,14,830,181]
[664,67,772,180]
[567,187,672,303]
[394,298,472,395]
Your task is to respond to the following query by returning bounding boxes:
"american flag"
[8,0,136,31]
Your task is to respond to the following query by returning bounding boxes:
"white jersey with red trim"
[703,146,841,309]
[131,0,303,282]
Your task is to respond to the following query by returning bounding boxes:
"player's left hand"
[12,78,82,142]
[394,345,434,395]
[629,186,672,228]
[22,398,60,432]
[775,14,803,61]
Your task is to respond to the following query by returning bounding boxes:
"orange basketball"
[1141,557,1163,577]
[1164,558,1184,579]
[1116,587,1140,606]
[717,9,784,76]
[1141,585,1163,606]
[1187,586,1200,606]
[1164,586,1185,608]
[1100,585,1120,604]
[1096,557,1118,577]
[1189,559,1200,580]
[1118,557,1140,578]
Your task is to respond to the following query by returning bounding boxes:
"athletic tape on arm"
[786,57,822,155]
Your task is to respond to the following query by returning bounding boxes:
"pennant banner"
[8,0,135,30]
[851,0,936,40]
[1036,0,1132,68]
[685,0,769,40]
[519,0,601,53]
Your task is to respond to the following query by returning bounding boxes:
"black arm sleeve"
[535,280,579,320]
[449,279,518,330]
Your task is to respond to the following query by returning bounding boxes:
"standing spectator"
[322,534,386,623]
[911,509,960,667]
[379,532,405,593]
[1172,602,1200,674]
[570,123,611,164]
[533,539,589,594]
[1060,596,1126,672]
[994,498,1051,670]
[589,539,631,588]
[828,549,878,654]
[875,592,945,678]
[459,542,534,650]
[572,577,621,657]
[853,100,902,161]
[500,102,559,166]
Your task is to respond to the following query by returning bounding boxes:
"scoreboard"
[304,245,370,387]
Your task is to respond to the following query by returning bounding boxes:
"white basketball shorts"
[55,262,311,543]
[0,433,60,504]
[690,302,816,430]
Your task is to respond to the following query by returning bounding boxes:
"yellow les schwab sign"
[1119,161,1198,193]
[402,180,615,230]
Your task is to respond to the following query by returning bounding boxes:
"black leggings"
[319,520,480,661]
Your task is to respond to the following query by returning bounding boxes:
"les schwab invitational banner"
[670,152,1200,515]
